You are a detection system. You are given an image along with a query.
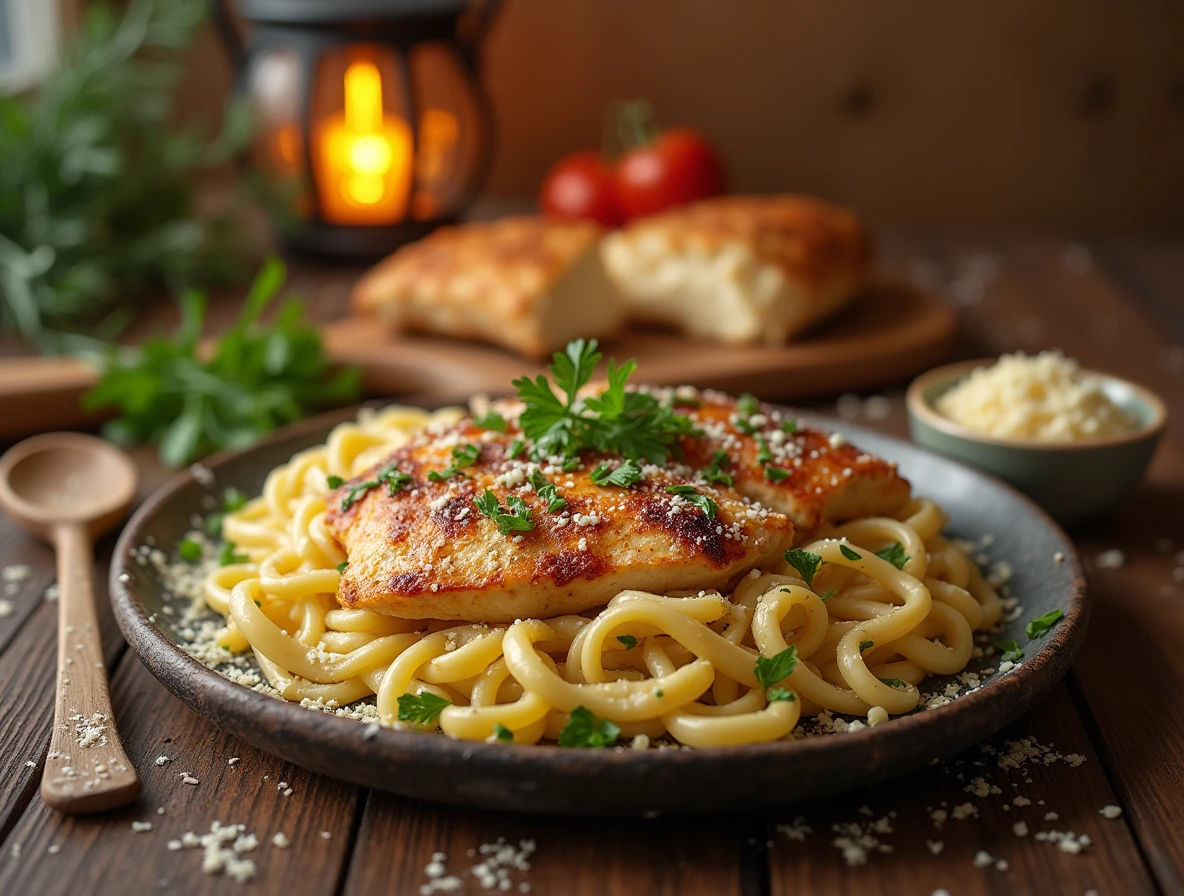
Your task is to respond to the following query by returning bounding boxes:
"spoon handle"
[41,524,140,813]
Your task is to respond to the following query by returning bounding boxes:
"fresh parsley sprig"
[701,450,733,487]
[993,639,1024,663]
[754,646,798,703]
[664,485,718,519]
[557,706,620,748]
[340,462,413,511]
[616,634,639,650]
[512,339,697,464]
[875,542,911,569]
[1026,609,1064,640]
[474,490,536,536]
[473,411,507,432]
[85,258,361,466]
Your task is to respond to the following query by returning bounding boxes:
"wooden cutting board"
[0,281,955,439]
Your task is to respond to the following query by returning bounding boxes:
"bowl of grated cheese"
[907,352,1166,523]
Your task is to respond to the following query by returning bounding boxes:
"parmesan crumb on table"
[1095,549,1126,570]
[131,821,153,833]
[181,774,200,786]
[0,600,13,618]
[228,757,240,766]
[169,821,258,884]
[155,755,171,766]
[271,832,290,849]
[1099,805,1123,819]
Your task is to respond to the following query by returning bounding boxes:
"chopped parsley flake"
[994,639,1024,663]
[879,678,908,689]
[557,705,619,748]
[493,724,514,743]
[218,542,248,566]
[701,450,733,486]
[782,420,799,434]
[178,538,202,563]
[341,462,413,509]
[474,411,507,432]
[1026,609,1064,640]
[427,444,481,482]
[756,436,773,465]
[664,484,718,519]
[840,544,863,562]
[819,589,835,602]
[326,475,344,489]
[784,548,824,587]
[336,561,348,574]
[474,490,535,536]
[859,639,874,652]
[222,487,248,512]
[529,472,567,513]
[754,646,798,689]
[590,458,644,488]
[616,634,639,650]
[875,541,910,569]
[506,438,526,460]
[737,393,760,416]
[734,418,760,436]
[766,687,796,703]
[764,465,789,482]
[396,692,451,727]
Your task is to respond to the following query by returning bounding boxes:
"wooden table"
[0,231,1180,895]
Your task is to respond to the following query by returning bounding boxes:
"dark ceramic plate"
[109,408,1087,816]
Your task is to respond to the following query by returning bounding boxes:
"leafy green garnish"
[782,420,800,434]
[819,589,835,602]
[840,544,863,561]
[875,542,910,569]
[616,634,639,650]
[506,439,526,460]
[734,418,760,436]
[1026,609,1064,640]
[427,444,481,482]
[85,258,361,466]
[766,688,796,703]
[590,459,644,488]
[557,706,620,748]
[664,485,718,519]
[879,678,908,689]
[753,646,798,689]
[859,639,874,652]
[326,475,345,489]
[784,549,824,587]
[701,450,733,487]
[474,411,507,432]
[340,462,412,510]
[756,436,773,465]
[764,466,789,482]
[222,487,248,512]
[512,339,696,464]
[493,724,514,743]
[396,692,451,727]
[993,640,1024,663]
[529,472,567,513]
[336,561,348,574]
[474,490,536,536]
[178,538,202,562]
[218,542,248,566]
[737,393,760,417]
[0,0,252,351]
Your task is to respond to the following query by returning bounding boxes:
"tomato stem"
[603,99,659,158]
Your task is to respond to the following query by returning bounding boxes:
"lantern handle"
[207,0,245,74]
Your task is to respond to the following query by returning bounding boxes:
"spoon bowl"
[0,432,138,539]
[0,432,141,813]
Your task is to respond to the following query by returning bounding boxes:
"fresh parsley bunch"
[84,258,360,466]
[0,0,251,350]
[512,339,697,464]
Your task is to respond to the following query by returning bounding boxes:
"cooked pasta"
[201,405,1004,748]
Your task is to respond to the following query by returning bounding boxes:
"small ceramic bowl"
[907,359,1166,524]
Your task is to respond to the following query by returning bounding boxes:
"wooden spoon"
[0,433,140,812]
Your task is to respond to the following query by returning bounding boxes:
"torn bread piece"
[601,195,872,346]
[353,217,625,360]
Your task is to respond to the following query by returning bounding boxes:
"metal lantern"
[213,0,498,257]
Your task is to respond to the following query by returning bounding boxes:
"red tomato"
[539,151,622,227]
[614,128,726,219]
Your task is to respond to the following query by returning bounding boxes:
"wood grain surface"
[0,228,1181,894]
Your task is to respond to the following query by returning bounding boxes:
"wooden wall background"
[183,0,1184,230]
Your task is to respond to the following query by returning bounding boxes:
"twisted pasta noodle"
[199,406,1009,748]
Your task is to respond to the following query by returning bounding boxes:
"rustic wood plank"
[0,651,362,896]
[766,684,1155,896]
[344,790,763,896]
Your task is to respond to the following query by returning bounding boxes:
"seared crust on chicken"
[325,418,795,621]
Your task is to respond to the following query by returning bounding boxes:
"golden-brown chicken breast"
[325,418,795,622]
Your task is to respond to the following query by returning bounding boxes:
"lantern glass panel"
[310,44,413,226]
[247,48,310,219]
[409,42,483,221]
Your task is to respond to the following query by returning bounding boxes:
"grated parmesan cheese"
[936,351,1136,441]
